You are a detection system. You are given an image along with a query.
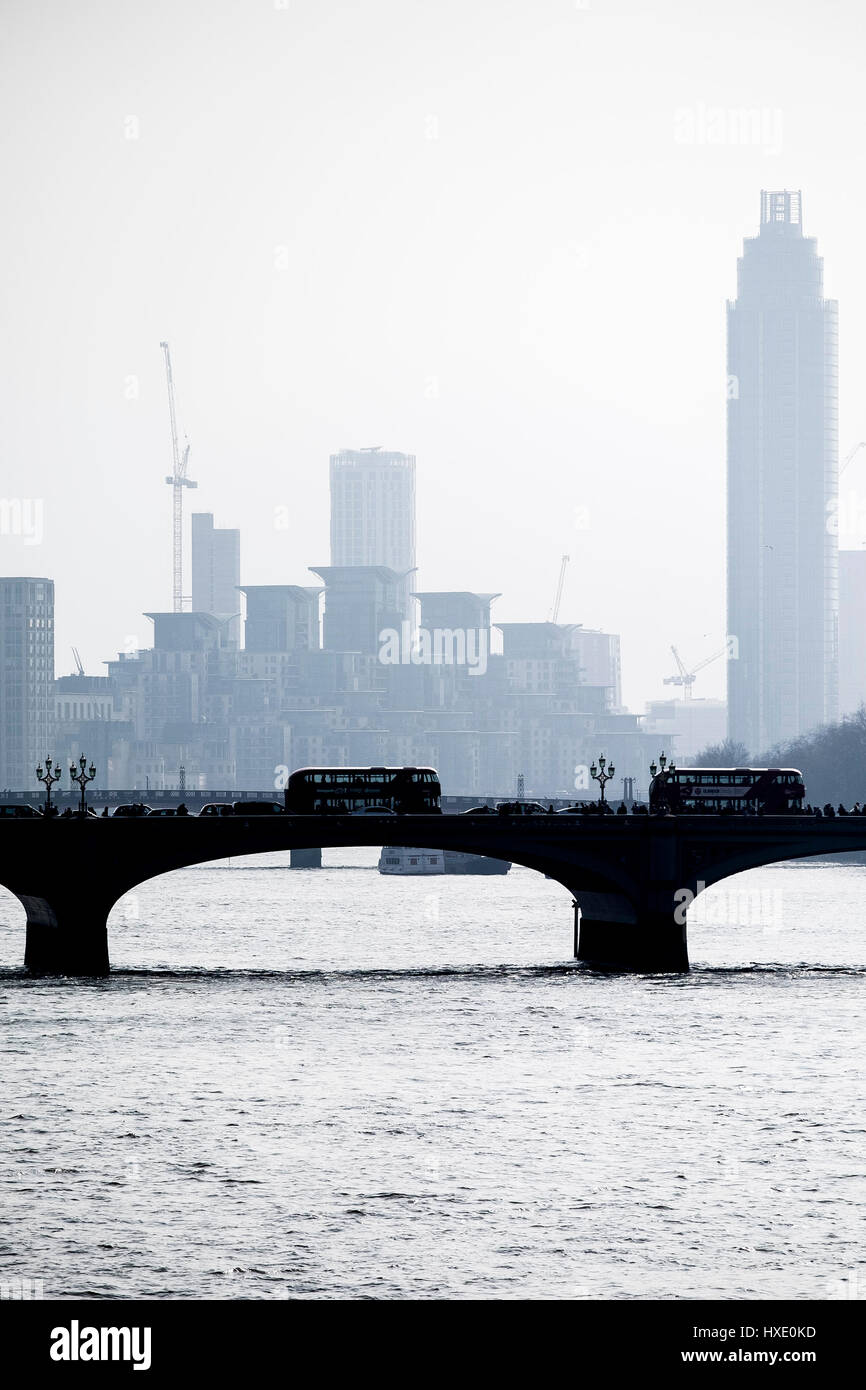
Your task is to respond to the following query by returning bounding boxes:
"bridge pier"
[575,911,688,972]
[21,893,111,976]
[571,886,689,973]
[290,847,322,868]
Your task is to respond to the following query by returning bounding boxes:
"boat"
[442,850,510,875]
[378,846,510,876]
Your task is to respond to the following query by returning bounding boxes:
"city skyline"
[5,0,866,1329]
[5,1,866,716]
[0,346,860,778]
[19,475,643,796]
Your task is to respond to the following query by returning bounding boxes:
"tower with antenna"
[160,341,197,612]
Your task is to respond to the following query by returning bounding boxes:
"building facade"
[643,698,728,763]
[191,513,241,648]
[0,577,54,793]
[727,189,838,754]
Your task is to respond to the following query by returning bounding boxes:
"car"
[351,805,397,815]
[198,802,235,817]
[556,805,586,814]
[495,800,548,816]
[112,803,152,817]
[0,803,42,818]
[149,807,177,817]
[460,805,496,815]
[231,801,284,816]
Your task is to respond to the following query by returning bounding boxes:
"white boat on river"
[378,846,510,876]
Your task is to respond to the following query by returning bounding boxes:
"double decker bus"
[649,767,805,815]
[285,767,441,815]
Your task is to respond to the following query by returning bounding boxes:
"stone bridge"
[3,812,865,975]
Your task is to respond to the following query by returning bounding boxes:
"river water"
[0,850,863,1301]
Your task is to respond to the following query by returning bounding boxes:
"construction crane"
[160,341,197,613]
[71,647,84,677]
[549,554,570,623]
[664,643,727,700]
[841,441,866,476]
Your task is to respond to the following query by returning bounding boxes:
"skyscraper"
[0,577,54,790]
[191,513,241,648]
[329,448,416,622]
[727,190,838,753]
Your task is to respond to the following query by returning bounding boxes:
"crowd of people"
[556,799,866,818]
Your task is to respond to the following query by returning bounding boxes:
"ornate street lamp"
[649,753,676,778]
[590,753,615,806]
[36,756,62,816]
[70,754,96,817]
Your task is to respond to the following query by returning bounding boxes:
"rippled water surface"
[1,850,863,1300]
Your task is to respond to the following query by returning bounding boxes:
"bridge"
[4,812,866,976]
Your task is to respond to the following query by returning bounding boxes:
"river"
[1,850,863,1300]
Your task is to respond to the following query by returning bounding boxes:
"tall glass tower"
[329,448,416,622]
[727,190,838,754]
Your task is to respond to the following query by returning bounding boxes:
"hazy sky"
[2,0,866,708]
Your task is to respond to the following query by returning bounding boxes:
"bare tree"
[692,739,750,767]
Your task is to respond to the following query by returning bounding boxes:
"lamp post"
[649,753,677,779]
[649,753,676,812]
[70,754,96,817]
[590,753,615,806]
[36,757,62,816]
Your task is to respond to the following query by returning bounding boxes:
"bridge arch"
[2,816,636,976]
[0,883,27,971]
[9,812,861,976]
[103,846,585,971]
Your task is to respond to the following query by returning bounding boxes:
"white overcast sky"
[2,0,865,708]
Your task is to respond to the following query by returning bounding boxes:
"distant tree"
[762,706,866,807]
[691,739,750,767]
[686,712,866,804]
